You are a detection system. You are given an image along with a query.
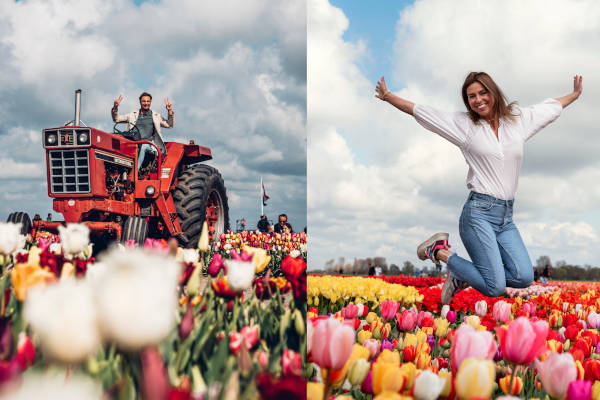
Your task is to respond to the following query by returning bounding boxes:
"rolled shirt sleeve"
[517,98,562,141]
[413,104,469,148]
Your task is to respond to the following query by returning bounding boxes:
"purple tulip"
[381,339,394,351]
[494,346,503,362]
[361,370,373,394]
[427,334,436,352]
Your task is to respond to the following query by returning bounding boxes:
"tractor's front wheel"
[172,164,229,248]
[7,212,32,236]
[121,216,148,245]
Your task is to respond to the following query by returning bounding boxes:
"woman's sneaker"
[417,232,450,266]
[441,276,467,305]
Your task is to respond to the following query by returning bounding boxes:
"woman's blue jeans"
[447,192,534,297]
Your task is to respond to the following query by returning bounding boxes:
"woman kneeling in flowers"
[375,72,582,304]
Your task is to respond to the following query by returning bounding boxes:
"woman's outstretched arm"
[555,75,583,108]
[375,76,415,115]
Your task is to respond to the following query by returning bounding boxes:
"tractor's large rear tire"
[7,212,32,236]
[121,216,148,245]
[173,164,229,248]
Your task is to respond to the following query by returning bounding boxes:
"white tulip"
[0,222,23,255]
[2,371,102,400]
[93,248,179,350]
[58,224,90,256]
[413,369,447,400]
[289,249,301,258]
[225,260,255,292]
[49,243,62,255]
[25,279,101,363]
[181,248,199,264]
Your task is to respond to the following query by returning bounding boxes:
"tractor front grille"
[49,149,90,194]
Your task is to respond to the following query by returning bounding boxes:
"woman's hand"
[573,75,583,97]
[555,75,583,108]
[375,76,390,101]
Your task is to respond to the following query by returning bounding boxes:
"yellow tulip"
[366,312,378,324]
[464,315,481,329]
[416,330,428,344]
[244,246,271,273]
[420,326,433,335]
[455,358,495,400]
[376,349,401,365]
[373,392,412,400]
[592,381,600,400]
[197,221,209,251]
[434,318,449,337]
[60,262,75,279]
[404,333,417,348]
[416,342,430,355]
[357,330,372,344]
[27,246,42,265]
[10,262,56,301]
[415,351,431,370]
[371,361,406,395]
[399,362,416,390]
[328,344,370,387]
[307,382,324,400]
[438,370,452,397]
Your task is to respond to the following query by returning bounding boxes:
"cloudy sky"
[308,0,600,270]
[0,0,306,232]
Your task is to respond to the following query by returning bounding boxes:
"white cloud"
[0,0,306,230]
[308,0,600,269]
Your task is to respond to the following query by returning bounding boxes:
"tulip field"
[0,221,307,399]
[307,274,600,400]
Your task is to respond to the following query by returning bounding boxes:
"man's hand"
[114,95,123,108]
[165,97,173,114]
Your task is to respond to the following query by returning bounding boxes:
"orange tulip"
[10,262,56,301]
[499,375,523,395]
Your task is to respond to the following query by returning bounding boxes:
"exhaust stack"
[74,89,82,126]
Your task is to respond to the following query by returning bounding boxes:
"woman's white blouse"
[413,98,562,200]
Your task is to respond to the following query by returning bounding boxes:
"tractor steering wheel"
[113,122,141,141]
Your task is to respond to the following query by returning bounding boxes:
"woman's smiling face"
[466,81,495,120]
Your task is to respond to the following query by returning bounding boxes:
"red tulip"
[496,317,549,365]
[15,333,35,371]
[402,345,417,362]
[342,304,359,320]
[281,255,306,279]
[583,358,600,382]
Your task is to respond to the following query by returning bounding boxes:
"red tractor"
[7,90,229,247]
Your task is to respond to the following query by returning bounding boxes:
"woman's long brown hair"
[461,72,518,123]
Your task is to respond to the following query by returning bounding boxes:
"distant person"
[368,265,375,276]
[274,214,293,234]
[375,265,382,276]
[534,268,540,282]
[541,264,551,283]
[257,215,269,233]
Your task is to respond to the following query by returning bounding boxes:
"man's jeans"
[447,192,534,297]
[138,143,157,170]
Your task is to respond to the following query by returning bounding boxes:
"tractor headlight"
[145,185,156,196]
[46,133,58,146]
[77,131,90,145]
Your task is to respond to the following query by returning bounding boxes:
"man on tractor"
[111,92,174,176]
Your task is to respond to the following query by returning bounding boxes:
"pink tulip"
[535,352,577,399]
[208,253,226,277]
[380,300,399,321]
[446,310,457,324]
[311,317,355,370]
[522,302,536,316]
[343,304,359,320]
[396,309,417,331]
[566,380,592,400]
[282,349,302,377]
[496,317,549,365]
[451,324,497,374]
[474,300,488,317]
[587,311,600,329]
[363,339,381,360]
[493,300,511,323]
